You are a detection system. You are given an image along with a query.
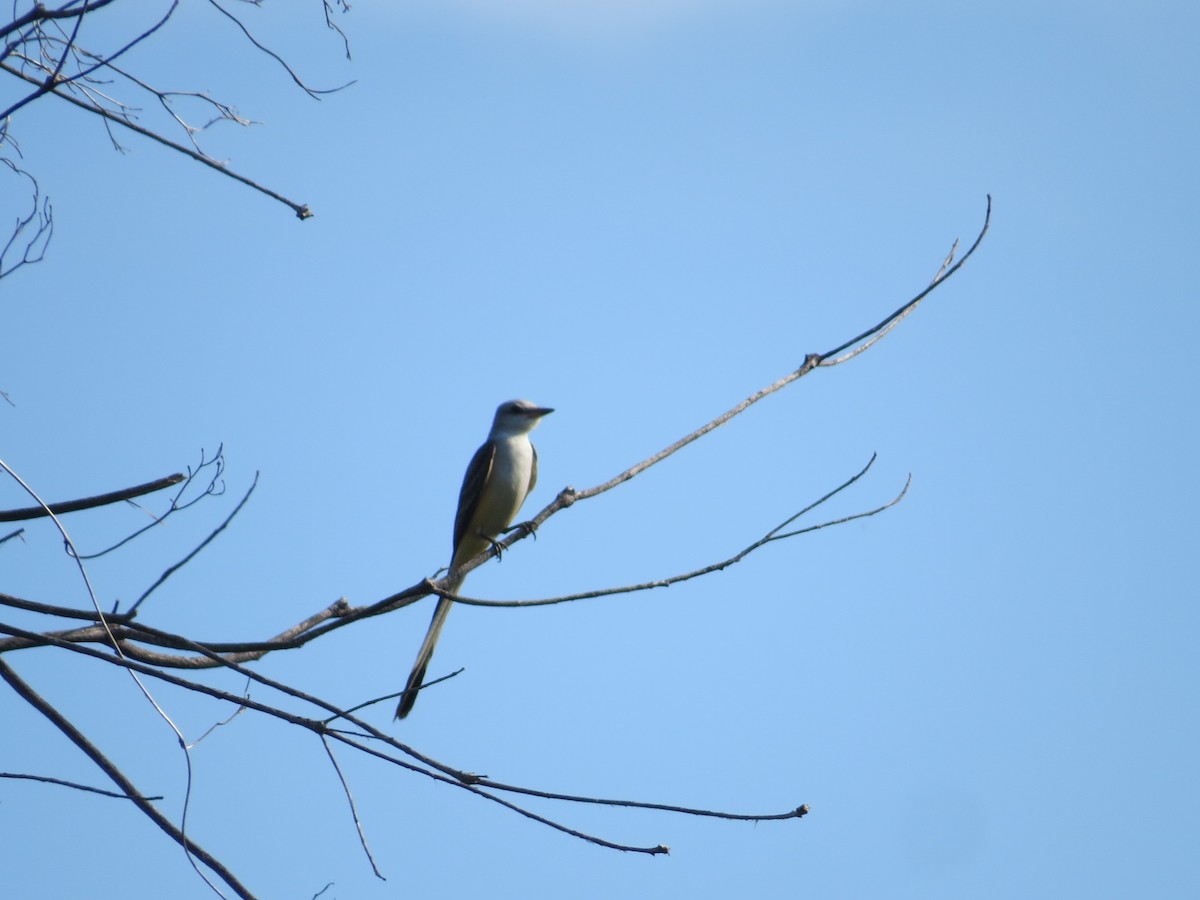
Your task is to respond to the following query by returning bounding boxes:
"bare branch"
[0,155,54,281]
[466,775,810,824]
[0,200,990,670]
[322,0,352,60]
[0,201,987,876]
[0,1,119,43]
[187,688,250,749]
[0,3,182,122]
[819,198,990,363]
[0,622,789,854]
[205,0,354,99]
[321,735,385,880]
[127,471,258,614]
[0,473,185,522]
[1,56,313,218]
[439,456,899,609]
[0,452,217,895]
[80,446,225,559]
[0,770,162,801]
[0,658,257,900]
[429,197,992,583]
[0,590,136,621]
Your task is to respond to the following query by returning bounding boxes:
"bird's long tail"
[395,576,461,719]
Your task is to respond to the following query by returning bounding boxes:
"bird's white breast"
[474,433,534,536]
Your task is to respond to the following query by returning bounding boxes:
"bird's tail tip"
[394,665,426,719]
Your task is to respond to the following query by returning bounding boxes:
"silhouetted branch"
[0,770,162,801]
[206,0,354,99]
[0,2,181,122]
[322,0,352,60]
[2,2,353,220]
[0,658,255,900]
[0,0,119,43]
[0,473,184,522]
[0,591,136,622]
[1,199,990,668]
[79,446,225,559]
[439,456,907,609]
[1,56,314,218]
[0,155,53,281]
[466,776,810,824]
[322,735,385,880]
[0,200,989,884]
[127,471,258,614]
[446,197,992,578]
[0,620,794,856]
[0,450,217,896]
[819,196,990,363]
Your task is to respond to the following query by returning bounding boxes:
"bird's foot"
[503,519,538,541]
[481,533,505,561]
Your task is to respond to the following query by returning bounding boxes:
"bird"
[395,399,554,719]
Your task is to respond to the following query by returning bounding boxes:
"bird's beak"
[531,407,554,418]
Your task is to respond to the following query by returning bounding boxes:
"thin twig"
[0,58,314,218]
[468,775,810,823]
[0,771,163,801]
[187,682,251,750]
[438,456,898,608]
[321,735,385,880]
[327,668,465,723]
[819,199,990,363]
[80,447,224,559]
[0,157,54,280]
[128,472,258,614]
[205,0,353,99]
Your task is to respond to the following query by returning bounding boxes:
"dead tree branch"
[1,2,353,223]
[78,446,225,560]
[127,471,257,614]
[437,454,906,609]
[0,153,53,280]
[0,197,991,668]
[1,199,990,889]
[0,770,163,801]
[0,619,800,859]
[0,657,254,900]
[0,473,185,522]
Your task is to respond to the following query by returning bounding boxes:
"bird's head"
[492,399,554,436]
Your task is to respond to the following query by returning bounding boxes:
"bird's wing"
[452,439,496,556]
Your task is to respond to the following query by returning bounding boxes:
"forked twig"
[128,472,258,614]
[438,455,906,609]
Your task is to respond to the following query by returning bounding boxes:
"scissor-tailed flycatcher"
[395,399,554,719]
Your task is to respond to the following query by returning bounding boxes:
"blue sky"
[2,1,1197,897]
